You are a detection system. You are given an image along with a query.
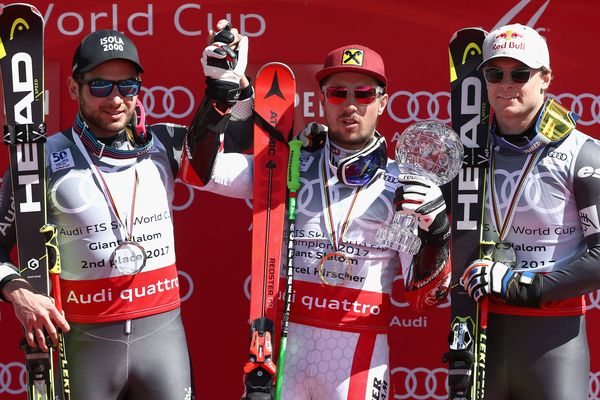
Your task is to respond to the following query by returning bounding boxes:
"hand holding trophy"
[376,120,463,254]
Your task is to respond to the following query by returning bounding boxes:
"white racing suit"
[199,134,450,400]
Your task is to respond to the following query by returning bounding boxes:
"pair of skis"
[0,3,70,399]
[446,28,491,400]
[243,62,299,400]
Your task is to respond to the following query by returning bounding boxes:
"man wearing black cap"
[459,23,600,399]
[193,44,452,399]
[0,26,252,399]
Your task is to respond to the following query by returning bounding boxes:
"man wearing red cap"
[459,23,600,399]
[191,44,452,399]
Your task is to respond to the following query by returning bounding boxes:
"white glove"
[201,32,248,84]
[394,174,445,232]
[297,122,327,151]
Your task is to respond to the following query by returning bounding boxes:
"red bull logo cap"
[315,44,387,87]
[479,23,550,69]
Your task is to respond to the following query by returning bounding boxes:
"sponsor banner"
[1,1,600,399]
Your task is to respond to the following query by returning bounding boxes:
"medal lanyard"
[489,147,542,241]
[319,150,363,250]
[73,132,140,242]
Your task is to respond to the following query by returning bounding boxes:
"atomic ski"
[243,62,296,398]
[0,3,62,400]
[444,28,491,400]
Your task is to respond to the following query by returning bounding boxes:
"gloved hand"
[297,122,327,152]
[201,20,248,84]
[394,174,446,232]
[461,259,540,306]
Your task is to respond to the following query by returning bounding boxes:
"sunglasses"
[79,78,142,98]
[322,85,384,105]
[483,67,536,84]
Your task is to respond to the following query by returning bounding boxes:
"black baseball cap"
[72,29,144,75]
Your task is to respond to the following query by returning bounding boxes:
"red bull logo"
[491,29,526,52]
[491,40,525,52]
[495,29,523,41]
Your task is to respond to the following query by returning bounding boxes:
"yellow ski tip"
[0,37,5,60]
[449,48,457,83]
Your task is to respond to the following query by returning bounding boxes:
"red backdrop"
[1,1,600,399]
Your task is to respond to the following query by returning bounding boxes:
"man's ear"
[67,76,79,100]
[378,93,388,116]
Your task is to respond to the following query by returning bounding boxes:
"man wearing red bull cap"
[460,23,600,399]
[188,44,452,399]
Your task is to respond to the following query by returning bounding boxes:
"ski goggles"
[483,67,536,84]
[80,78,142,98]
[322,85,384,105]
[336,133,388,185]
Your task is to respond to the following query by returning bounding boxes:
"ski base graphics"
[243,62,296,399]
[445,27,490,400]
[0,3,72,399]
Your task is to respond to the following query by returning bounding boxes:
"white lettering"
[174,4,202,36]
[57,12,84,35]
[128,4,153,36]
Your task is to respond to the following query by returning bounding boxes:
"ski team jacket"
[487,129,600,316]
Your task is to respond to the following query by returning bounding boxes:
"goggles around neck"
[491,98,579,154]
[73,100,153,159]
[332,132,388,186]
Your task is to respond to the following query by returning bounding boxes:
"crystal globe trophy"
[376,120,464,254]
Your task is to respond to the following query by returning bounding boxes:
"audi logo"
[387,91,451,124]
[392,367,448,400]
[139,86,195,119]
[0,362,26,395]
[547,150,568,161]
[548,93,600,127]
[383,91,600,126]
[390,367,600,400]
[135,86,600,129]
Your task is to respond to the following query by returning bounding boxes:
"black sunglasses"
[483,67,536,84]
[79,78,142,98]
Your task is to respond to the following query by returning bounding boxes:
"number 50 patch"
[50,148,75,172]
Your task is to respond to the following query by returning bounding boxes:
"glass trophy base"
[376,224,421,255]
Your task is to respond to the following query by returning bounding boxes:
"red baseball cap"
[315,44,387,87]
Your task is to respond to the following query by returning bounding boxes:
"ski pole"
[41,224,71,400]
[473,297,488,400]
[274,139,302,400]
[473,239,496,399]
